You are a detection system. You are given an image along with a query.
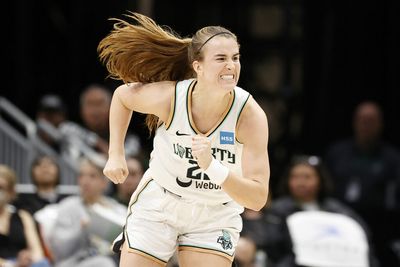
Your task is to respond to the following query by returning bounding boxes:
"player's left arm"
[222,96,270,210]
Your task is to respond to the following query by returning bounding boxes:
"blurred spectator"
[14,155,69,215]
[59,84,141,162]
[42,158,126,267]
[36,94,68,152]
[80,84,142,157]
[0,165,51,267]
[78,84,112,155]
[57,85,109,162]
[240,195,271,249]
[324,101,400,266]
[35,94,105,168]
[263,155,378,267]
[240,204,270,266]
[36,95,67,128]
[235,236,258,267]
[112,156,144,206]
[79,85,107,135]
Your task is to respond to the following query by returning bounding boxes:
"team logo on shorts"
[217,230,232,250]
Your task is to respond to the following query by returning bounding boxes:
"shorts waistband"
[162,187,182,198]
[161,185,229,206]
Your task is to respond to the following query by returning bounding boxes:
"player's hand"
[191,135,213,170]
[103,155,128,184]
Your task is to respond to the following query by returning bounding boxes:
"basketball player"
[98,12,270,267]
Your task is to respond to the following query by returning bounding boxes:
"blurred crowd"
[1,84,400,267]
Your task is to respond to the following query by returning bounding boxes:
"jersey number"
[186,159,210,180]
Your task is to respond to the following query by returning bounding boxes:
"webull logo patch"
[220,131,234,145]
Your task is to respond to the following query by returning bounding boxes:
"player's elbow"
[248,186,269,211]
[250,196,268,211]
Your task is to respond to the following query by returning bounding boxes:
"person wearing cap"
[36,94,68,151]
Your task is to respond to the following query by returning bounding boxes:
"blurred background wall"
[2,0,399,166]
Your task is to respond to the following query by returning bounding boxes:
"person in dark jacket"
[324,101,400,266]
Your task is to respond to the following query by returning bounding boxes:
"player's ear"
[192,60,202,73]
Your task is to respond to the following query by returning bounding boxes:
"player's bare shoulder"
[115,81,176,120]
[236,96,269,145]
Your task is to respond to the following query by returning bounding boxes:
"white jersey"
[147,79,251,204]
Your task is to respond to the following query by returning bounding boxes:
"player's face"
[197,37,240,91]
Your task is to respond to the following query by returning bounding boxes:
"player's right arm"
[104,81,175,184]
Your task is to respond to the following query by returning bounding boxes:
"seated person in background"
[77,84,112,155]
[59,84,142,166]
[240,198,270,260]
[263,155,379,267]
[324,101,400,266]
[112,156,144,206]
[35,94,68,152]
[45,158,126,267]
[234,236,258,267]
[0,165,50,267]
[14,155,68,215]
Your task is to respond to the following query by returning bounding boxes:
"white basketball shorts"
[112,175,243,265]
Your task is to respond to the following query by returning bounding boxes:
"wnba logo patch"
[217,230,233,250]
[220,131,234,145]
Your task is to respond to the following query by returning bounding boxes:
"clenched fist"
[191,135,213,170]
[103,155,128,184]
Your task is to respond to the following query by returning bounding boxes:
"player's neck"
[192,82,231,114]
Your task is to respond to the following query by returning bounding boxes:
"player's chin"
[220,77,238,88]
[219,80,236,91]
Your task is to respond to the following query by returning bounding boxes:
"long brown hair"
[98,12,238,133]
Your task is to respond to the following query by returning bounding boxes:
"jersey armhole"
[165,81,178,130]
[235,93,252,144]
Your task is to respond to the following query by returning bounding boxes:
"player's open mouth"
[220,75,234,80]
